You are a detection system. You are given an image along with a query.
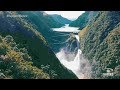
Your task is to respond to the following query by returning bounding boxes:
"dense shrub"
[0,11,77,79]
[0,35,50,79]
[79,11,120,79]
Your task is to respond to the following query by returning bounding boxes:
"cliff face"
[78,11,120,79]
[0,11,78,79]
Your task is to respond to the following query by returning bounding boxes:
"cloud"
[45,11,85,20]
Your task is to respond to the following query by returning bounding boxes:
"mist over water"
[56,48,78,71]
[56,48,92,79]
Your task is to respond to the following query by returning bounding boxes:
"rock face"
[78,11,120,79]
[0,11,78,79]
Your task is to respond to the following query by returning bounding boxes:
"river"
[52,24,79,33]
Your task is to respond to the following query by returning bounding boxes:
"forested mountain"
[78,11,120,79]
[0,11,77,79]
[51,14,72,25]
[69,11,97,30]
[17,11,69,52]
[1,11,119,79]
[18,11,63,28]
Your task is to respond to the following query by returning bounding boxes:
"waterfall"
[54,25,91,79]
[73,35,92,79]
[56,35,83,78]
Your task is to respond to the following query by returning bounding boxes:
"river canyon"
[52,24,92,79]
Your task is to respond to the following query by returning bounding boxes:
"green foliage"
[0,35,50,79]
[4,35,14,43]
[79,11,120,79]
[16,11,69,52]
[69,11,97,30]
[0,35,2,42]
[0,11,78,79]
[0,44,7,55]
[17,11,63,28]
[51,14,72,24]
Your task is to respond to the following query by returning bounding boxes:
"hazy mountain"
[51,14,72,25]
[18,11,64,28]
[69,11,97,30]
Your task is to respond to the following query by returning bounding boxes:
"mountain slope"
[79,11,120,79]
[17,11,70,52]
[23,11,63,28]
[0,35,50,79]
[51,14,72,25]
[0,11,78,79]
[69,11,97,30]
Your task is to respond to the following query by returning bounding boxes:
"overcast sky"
[45,11,85,20]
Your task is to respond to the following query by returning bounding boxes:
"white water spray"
[56,35,92,79]
[54,25,92,79]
